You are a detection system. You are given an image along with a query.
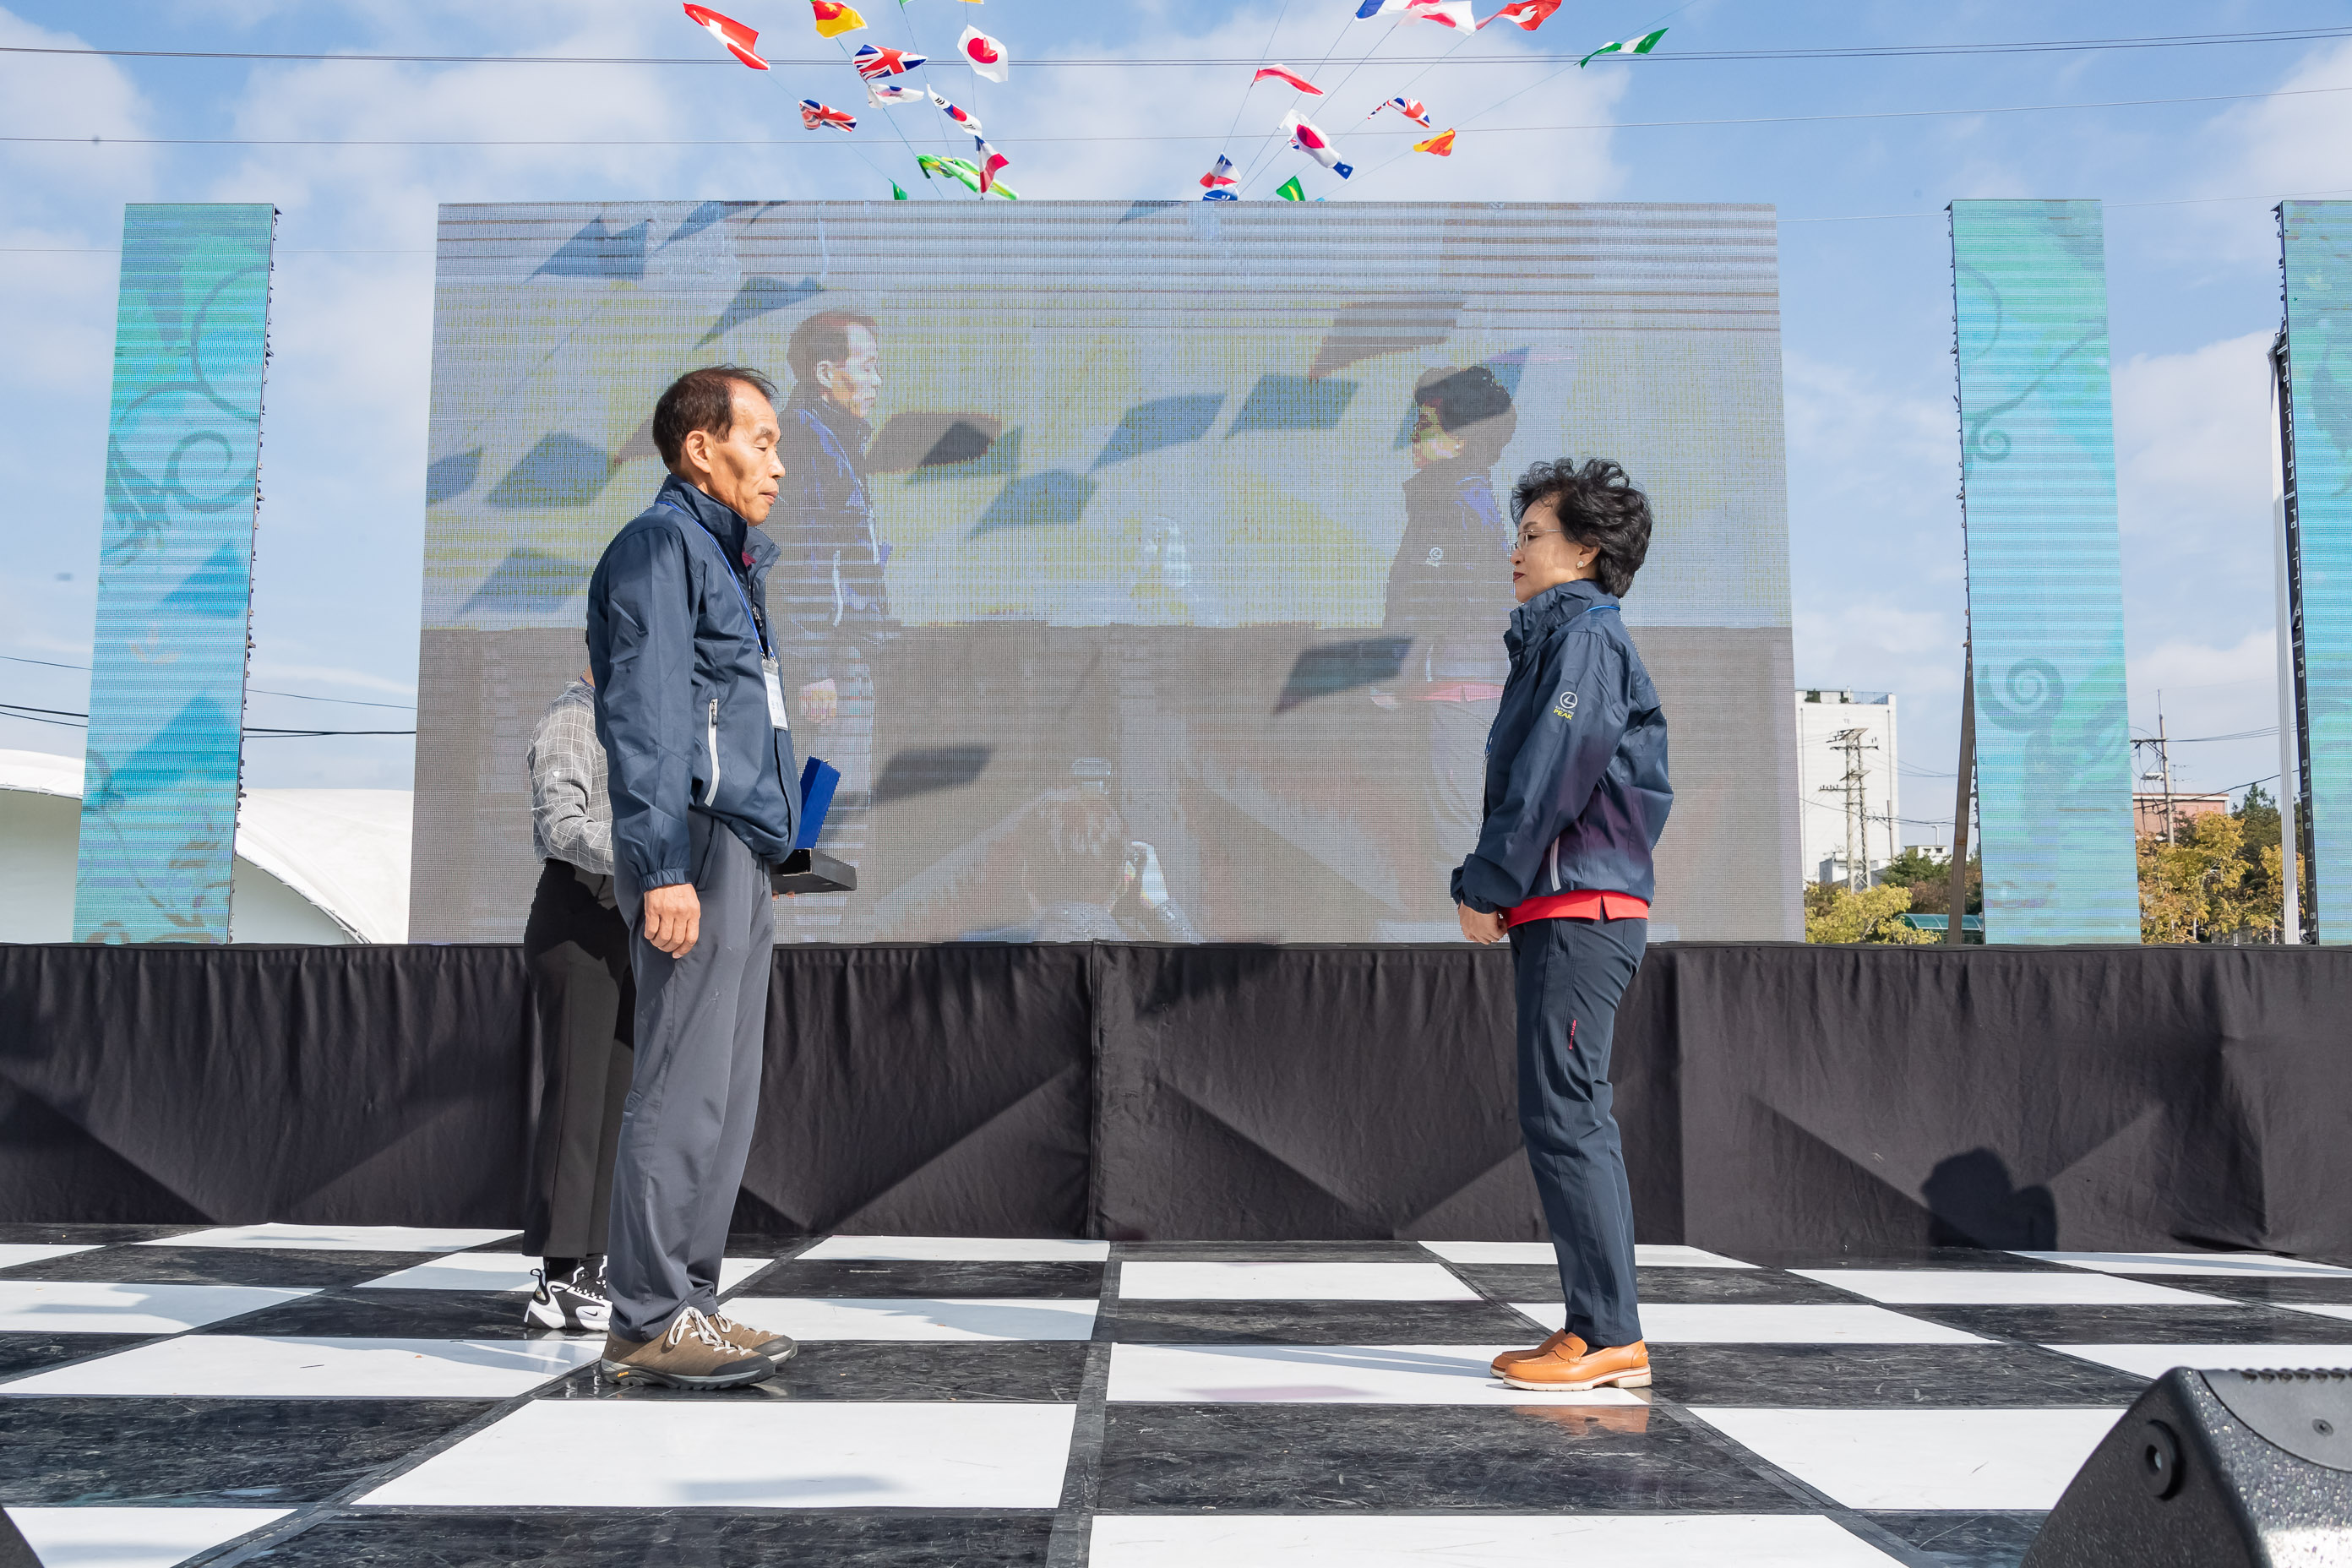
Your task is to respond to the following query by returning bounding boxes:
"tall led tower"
[72,204,275,943]
[1948,199,2141,944]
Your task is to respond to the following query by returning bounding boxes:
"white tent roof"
[0,749,411,943]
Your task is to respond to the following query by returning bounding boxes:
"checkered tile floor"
[6,1228,2352,1565]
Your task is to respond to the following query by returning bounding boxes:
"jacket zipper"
[1548,838,1561,893]
[704,697,722,803]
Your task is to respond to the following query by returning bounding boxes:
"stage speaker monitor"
[2023,1366,2352,1566]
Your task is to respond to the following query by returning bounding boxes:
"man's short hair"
[652,365,777,472]
[1026,788,1128,906]
[786,311,881,385]
[1511,458,1653,598]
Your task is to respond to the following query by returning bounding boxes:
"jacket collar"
[1506,578,1613,652]
[788,382,872,460]
[656,473,777,571]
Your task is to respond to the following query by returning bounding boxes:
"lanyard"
[659,498,770,659]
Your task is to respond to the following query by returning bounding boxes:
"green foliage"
[2138,800,2289,943]
[1880,849,1982,917]
[1804,881,1938,945]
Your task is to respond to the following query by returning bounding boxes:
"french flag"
[1200,154,1237,190]
[975,136,1009,194]
[682,4,768,69]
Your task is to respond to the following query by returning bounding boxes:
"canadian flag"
[1478,0,1561,30]
[959,24,1010,82]
[681,4,768,69]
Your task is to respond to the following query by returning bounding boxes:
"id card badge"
[761,658,791,732]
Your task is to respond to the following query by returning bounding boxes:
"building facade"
[1794,689,1901,885]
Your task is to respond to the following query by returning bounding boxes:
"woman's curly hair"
[1509,458,1652,598]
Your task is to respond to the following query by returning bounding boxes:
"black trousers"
[520,860,634,1264]
[1511,913,1647,1349]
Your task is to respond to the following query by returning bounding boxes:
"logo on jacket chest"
[1552,689,1577,721]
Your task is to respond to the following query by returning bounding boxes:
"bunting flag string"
[1582,27,1669,66]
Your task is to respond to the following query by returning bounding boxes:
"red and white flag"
[1252,63,1323,95]
[1358,0,1474,27]
[928,87,983,135]
[1281,110,1347,171]
[1478,0,1561,30]
[681,3,768,69]
[959,24,1010,82]
[801,99,858,133]
[852,43,926,79]
[975,136,1010,193]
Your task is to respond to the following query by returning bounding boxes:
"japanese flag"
[959,24,1010,81]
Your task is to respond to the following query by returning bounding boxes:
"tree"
[1881,847,1981,917]
[1805,881,1938,945]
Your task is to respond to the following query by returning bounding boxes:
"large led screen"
[2280,200,2352,940]
[74,204,274,944]
[1951,199,2140,944]
[411,201,1800,944]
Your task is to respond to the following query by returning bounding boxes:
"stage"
[3,1228,2351,1565]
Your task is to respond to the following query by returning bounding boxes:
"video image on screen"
[411,201,1799,945]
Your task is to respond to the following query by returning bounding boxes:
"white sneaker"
[524,1261,611,1333]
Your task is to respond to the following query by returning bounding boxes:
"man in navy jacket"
[585,365,803,1390]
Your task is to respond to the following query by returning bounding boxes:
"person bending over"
[587,365,804,1390]
[1452,458,1671,1394]
[518,657,631,1334]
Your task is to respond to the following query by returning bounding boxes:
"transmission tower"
[1820,727,1878,892]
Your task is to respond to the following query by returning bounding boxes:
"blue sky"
[3,0,2347,842]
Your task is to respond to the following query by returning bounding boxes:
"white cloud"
[2112,329,2273,545]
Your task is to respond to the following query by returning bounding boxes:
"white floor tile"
[4,1505,291,1567]
[798,1236,1110,1263]
[1794,1269,2230,1307]
[2044,1343,2352,1380]
[357,1399,1075,1508]
[0,1244,101,1272]
[358,1253,767,1294]
[0,1282,313,1335]
[2280,1303,2352,1326]
[1420,1242,1756,1269]
[721,1297,1097,1342]
[1089,1512,1902,1566]
[143,1224,517,1254]
[2014,1250,2352,1278]
[1511,1302,1988,1345]
[1690,1407,2121,1510]
[1106,1342,1643,1405]
[1,1336,602,1398]
[1119,1262,1477,1302]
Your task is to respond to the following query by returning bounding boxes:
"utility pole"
[2130,700,2178,846]
[1821,727,1876,892]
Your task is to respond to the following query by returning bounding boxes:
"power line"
[16,81,2345,155]
[0,701,413,737]
[7,26,2348,68]
[0,653,415,710]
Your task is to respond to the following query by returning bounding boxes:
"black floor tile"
[0,1332,157,1381]
[2190,1277,2352,1307]
[534,1341,1092,1403]
[0,1397,494,1505]
[1744,1250,2071,1272]
[1111,1299,1543,1345]
[1900,1303,2352,1344]
[749,1260,1102,1298]
[7,1246,437,1288]
[1650,1343,2148,1407]
[246,1508,1055,1565]
[1454,1264,1859,1306]
[1095,1402,1797,1512]
[1866,1510,2046,1568]
[1117,1241,1429,1262]
[0,1224,193,1246]
[236,1289,562,1340]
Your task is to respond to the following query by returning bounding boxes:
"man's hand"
[1458,903,1508,945]
[643,883,701,957]
[798,678,839,726]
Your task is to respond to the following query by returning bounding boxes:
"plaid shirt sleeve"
[526,683,613,877]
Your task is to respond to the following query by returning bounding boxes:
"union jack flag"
[801,99,858,133]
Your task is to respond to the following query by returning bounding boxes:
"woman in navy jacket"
[1451,457,1671,1393]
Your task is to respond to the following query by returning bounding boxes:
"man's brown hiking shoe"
[708,1309,798,1364]
[602,1307,774,1390]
